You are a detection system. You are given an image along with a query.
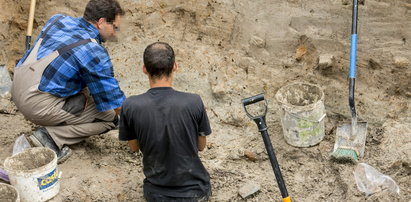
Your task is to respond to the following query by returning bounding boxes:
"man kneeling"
[12,0,125,163]
[119,42,212,201]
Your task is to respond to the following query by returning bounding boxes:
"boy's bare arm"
[198,136,206,151]
[128,139,140,152]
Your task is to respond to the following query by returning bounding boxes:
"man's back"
[119,87,212,198]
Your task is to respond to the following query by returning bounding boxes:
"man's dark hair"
[83,0,125,23]
[143,42,175,78]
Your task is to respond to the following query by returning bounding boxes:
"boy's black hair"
[143,42,175,78]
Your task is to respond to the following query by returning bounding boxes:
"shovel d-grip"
[241,93,291,202]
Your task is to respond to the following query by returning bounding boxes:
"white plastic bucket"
[275,82,326,147]
[3,147,60,202]
[0,183,20,202]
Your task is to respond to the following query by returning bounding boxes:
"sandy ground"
[0,0,410,201]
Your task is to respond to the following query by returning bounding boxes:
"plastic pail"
[4,147,60,202]
[275,82,326,147]
[0,183,20,202]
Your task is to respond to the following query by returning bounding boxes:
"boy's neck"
[149,76,173,88]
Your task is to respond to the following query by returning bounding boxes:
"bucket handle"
[287,113,326,124]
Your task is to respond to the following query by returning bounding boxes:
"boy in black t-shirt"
[119,42,212,201]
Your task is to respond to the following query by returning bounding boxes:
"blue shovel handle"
[349,34,357,79]
[349,0,359,118]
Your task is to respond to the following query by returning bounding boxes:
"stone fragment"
[342,0,364,5]
[318,54,335,69]
[295,45,307,61]
[0,65,12,97]
[249,35,265,48]
[393,56,409,68]
[227,149,242,160]
[207,143,216,150]
[368,58,382,70]
[236,57,256,73]
[211,81,226,99]
[342,0,349,5]
[0,96,17,115]
[238,181,261,198]
[244,150,257,162]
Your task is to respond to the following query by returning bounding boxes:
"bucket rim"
[275,82,324,109]
[3,147,57,174]
[0,182,19,201]
[0,182,19,191]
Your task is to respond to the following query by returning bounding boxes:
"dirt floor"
[0,0,410,201]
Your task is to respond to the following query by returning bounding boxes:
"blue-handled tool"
[331,0,368,163]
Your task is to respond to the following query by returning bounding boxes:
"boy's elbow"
[130,147,139,152]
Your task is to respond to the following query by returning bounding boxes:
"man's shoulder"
[46,14,78,30]
[123,93,149,107]
[174,90,202,101]
[172,91,206,110]
[47,14,100,43]
[123,90,204,109]
[48,14,65,22]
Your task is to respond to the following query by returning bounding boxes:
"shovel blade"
[333,122,368,158]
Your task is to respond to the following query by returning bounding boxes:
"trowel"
[331,0,367,163]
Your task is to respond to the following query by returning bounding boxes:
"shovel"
[242,93,291,202]
[331,0,367,163]
[25,0,37,51]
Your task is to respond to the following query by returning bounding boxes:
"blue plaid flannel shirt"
[17,14,125,112]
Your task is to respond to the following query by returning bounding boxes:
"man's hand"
[114,107,121,115]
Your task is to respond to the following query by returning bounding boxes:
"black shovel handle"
[241,93,267,119]
[241,94,291,201]
[260,127,290,202]
[241,93,265,106]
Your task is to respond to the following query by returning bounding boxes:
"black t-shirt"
[119,87,212,197]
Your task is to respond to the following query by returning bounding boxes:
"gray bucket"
[0,183,20,202]
[275,82,326,147]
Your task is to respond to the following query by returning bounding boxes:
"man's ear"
[172,63,178,72]
[142,65,148,75]
[96,18,106,29]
